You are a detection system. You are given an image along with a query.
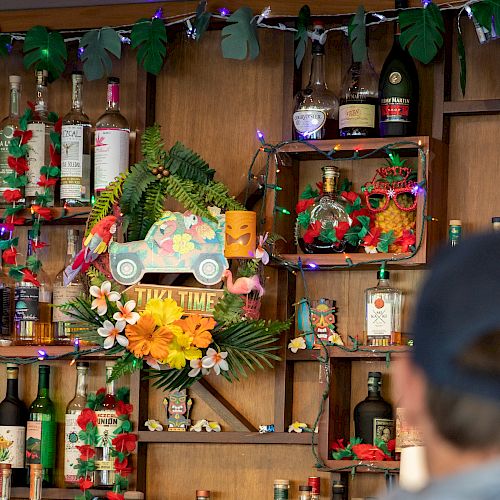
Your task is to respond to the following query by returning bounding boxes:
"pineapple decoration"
[362,153,418,253]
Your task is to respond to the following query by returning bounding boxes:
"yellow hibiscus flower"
[172,233,195,254]
[145,298,184,327]
[166,330,202,369]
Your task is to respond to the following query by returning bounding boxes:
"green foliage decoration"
[471,0,500,33]
[131,17,167,75]
[221,7,259,60]
[457,29,467,97]
[213,291,246,327]
[194,0,212,41]
[295,5,311,68]
[348,6,367,63]
[120,161,156,215]
[165,142,215,184]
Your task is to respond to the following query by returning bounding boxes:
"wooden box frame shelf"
[0,207,91,226]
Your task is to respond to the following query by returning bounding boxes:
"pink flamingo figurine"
[222,269,264,297]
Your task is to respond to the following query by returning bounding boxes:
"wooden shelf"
[0,345,109,359]
[0,207,90,225]
[138,431,316,445]
[11,487,106,499]
[276,252,421,267]
[443,99,500,115]
[288,345,410,361]
[320,460,400,473]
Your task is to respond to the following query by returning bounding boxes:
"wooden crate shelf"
[11,487,106,499]
[0,207,90,226]
[0,345,109,359]
[288,346,410,361]
[320,460,400,474]
[276,252,419,268]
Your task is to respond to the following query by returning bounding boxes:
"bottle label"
[0,287,11,337]
[0,125,15,196]
[25,123,46,198]
[14,286,39,321]
[64,413,82,482]
[274,488,289,499]
[94,459,115,471]
[53,283,84,322]
[94,128,129,191]
[293,109,326,136]
[373,417,395,446]
[367,297,393,338]
[380,97,410,123]
[61,125,90,200]
[339,104,375,129]
[26,420,56,468]
[96,410,119,445]
[449,225,462,243]
[0,425,26,468]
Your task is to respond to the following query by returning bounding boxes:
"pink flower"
[90,281,121,315]
[201,348,229,376]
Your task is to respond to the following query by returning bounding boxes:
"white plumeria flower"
[288,421,308,433]
[188,358,210,378]
[255,233,270,264]
[145,419,163,432]
[113,300,140,325]
[328,333,344,345]
[205,421,221,432]
[90,281,121,315]
[97,320,128,349]
[145,356,161,370]
[190,419,208,432]
[288,337,306,353]
[364,245,378,254]
[201,348,229,376]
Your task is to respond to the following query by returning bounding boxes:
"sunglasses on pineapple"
[364,186,418,213]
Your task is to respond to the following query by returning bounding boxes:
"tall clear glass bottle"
[64,362,89,486]
[296,166,352,254]
[0,249,14,345]
[26,70,54,206]
[26,365,56,487]
[293,22,339,140]
[95,361,117,487]
[53,229,84,344]
[61,72,92,206]
[0,76,21,207]
[365,267,402,346]
[94,77,129,197]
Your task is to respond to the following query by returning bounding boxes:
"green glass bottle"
[26,365,56,487]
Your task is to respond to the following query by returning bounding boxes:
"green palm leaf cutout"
[131,18,167,76]
[80,27,122,81]
[0,35,11,57]
[194,0,212,41]
[221,7,259,60]
[23,26,67,81]
[457,29,466,97]
[399,2,445,64]
[471,0,500,33]
[348,5,367,63]
[165,141,215,184]
[295,5,311,68]
[120,161,156,214]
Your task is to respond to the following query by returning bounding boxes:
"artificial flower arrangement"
[331,437,396,461]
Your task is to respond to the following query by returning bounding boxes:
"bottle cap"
[30,463,42,470]
[308,476,320,493]
[39,365,50,372]
[9,75,21,85]
[377,267,390,280]
[492,217,500,223]
[105,360,116,368]
[368,371,382,379]
[299,485,313,491]
[312,20,325,28]
[274,479,290,485]
[449,219,462,226]
[107,76,120,84]
[6,363,19,369]
[196,491,210,496]
[322,165,340,178]
[0,463,11,470]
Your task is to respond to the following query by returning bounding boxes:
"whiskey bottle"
[379,0,419,137]
[365,266,402,346]
[53,229,84,343]
[94,77,129,196]
[0,249,13,345]
[0,76,21,207]
[61,72,92,206]
[293,21,339,140]
[26,70,55,206]
[353,371,393,445]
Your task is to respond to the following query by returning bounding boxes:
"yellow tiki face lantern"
[224,211,256,259]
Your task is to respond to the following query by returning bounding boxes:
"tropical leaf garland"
[348,5,367,63]
[470,0,500,33]
[221,7,260,60]
[295,4,311,68]
[131,17,167,75]
[165,142,215,184]
[457,29,467,97]
[194,0,212,41]
[119,161,156,215]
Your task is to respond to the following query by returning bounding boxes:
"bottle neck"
[34,83,48,115]
[106,368,115,396]
[72,79,84,112]
[322,176,339,197]
[64,233,79,267]
[37,370,50,398]
[106,83,120,111]
[377,278,391,287]
[368,378,382,397]
[75,368,88,397]
[6,371,19,398]
[9,86,20,118]
[308,53,327,88]
[26,237,34,259]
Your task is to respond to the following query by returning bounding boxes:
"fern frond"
[213,291,245,326]
[109,352,142,382]
[86,267,109,287]
[139,182,165,239]
[201,180,245,211]
[121,161,156,214]
[165,141,215,184]
[163,175,214,220]
[141,123,165,163]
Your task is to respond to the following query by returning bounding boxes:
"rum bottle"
[0,76,21,207]
[293,21,339,140]
[61,72,92,206]
[94,77,129,196]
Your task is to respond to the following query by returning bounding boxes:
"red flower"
[303,221,322,244]
[363,227,382,248]
[32,240,48,251]
[37,175,58,187]
[352,208,374,225]
[107,493,124,500]
[8,156,29,175]
[31,205,53,221]
[49,144,61,167]
[330,438,346,452]
[114,457,132,477]
[2,189,23,203]
[341,191,358,204]
[395,230,416,252]
[22,269,40,287]
[79,477,93,491]
[116,400,133,417]
[387,439,396,453]
[96,388,106,395]
[352,443,391,461]
[112,433,137,454]
[76,445,95,461]
[2,248,17,265]
[5,215,25,226]
[335,221,351,241]
[316,181,324,196]
[77,408,97,430]
[54,118,62,134]
[295,198,315,214]
[14,129,33,145]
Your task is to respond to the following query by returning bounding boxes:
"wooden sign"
[124,284,224,317]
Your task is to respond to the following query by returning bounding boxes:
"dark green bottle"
[26,365,56,487]
[379,0,419,137]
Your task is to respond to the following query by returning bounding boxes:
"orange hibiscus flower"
[125,314,174,360]
[175,315,216,348]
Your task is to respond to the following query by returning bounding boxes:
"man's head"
[395,232,500,455]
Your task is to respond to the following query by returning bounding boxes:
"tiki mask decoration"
[224,211,256,258]
[163,389,193,431]
[296,298,342,348]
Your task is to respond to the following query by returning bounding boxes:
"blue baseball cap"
[412,231,500,402]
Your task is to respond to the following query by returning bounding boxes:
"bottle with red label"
[378,0,419,137]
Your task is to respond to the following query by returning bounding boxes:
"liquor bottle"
[195,491,211,500]
[26,70,55,207]
[95,361,117,487]
[339,54,379,137]
[29,463,42,500]
[379,0,419,137]
[492,217,500,232]
[298,485,312,500]
[331,482,345,500]
[61,72,92,206]
[308,477,320,500]
[64,361,89,485]
[365,266,402,346]
[94,77,129,196]
[0,76,22,207]
[449,219,462,247]
[0,463,12,500]
[274,479,290,499]
[353,371,393,445]
[293,21,339,140]
[53,229,84,344]
[0,250,13,345]
[26,365,56,487]
[14,232,39,345]
[296,166,352,254]
[0,364,28,487]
